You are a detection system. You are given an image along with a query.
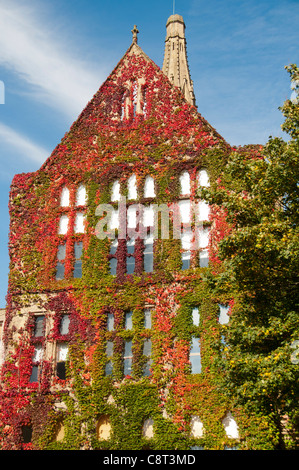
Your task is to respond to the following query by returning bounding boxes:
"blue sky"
[0,0,298,307]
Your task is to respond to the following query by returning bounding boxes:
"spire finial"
[131,25,139,44]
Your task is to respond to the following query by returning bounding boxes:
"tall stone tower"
[162,14,196,106]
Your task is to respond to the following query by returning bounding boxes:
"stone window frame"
[56,184,87,281]
[178,168,210,271]
[108,175,156,277]
[104,307,153,379]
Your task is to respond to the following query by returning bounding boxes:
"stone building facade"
[0,15,287,450]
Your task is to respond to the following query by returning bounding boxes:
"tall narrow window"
[143,339,152,376]
[180,171,190,195]
[125,311,133,330]
[142,87,148,118]
[60,187,70,207]
[144,176,155,198]
[197,200,210,221]
[181,228,192,270]
[74,212,85,233]
[107,313,114,331]
[34,315,45,338]
[21,425,33,444]
[121,92,126,121]
[198,227,209,268]
[128,174,137,200]
[73,242,83,278]
[192,307,200,326]
[60,314,70,335]
[105,341,113,376]
[198,169,210,187]
[111,180,121,202]
[123,340,133,376]
[144,236,154,273]
[58,215,69,235]
[219,304,230,325]
[190,337,201,374]
[56,243,66,280]
[144,308,152,329]
[126,238,135,274]
[76,184,87,206]
[29,344,43,383]
[56,343,68,380]
[109,240,118,275]
[132,81,138,118]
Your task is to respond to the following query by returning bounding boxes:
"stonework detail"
[162,14,196,106]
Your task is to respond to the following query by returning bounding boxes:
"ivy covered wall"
[0,43,290,450]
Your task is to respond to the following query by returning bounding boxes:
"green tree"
[203,64,299,449]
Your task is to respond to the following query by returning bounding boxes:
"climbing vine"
[0,49,296,451]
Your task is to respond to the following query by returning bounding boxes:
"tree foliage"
[203,64,299,448]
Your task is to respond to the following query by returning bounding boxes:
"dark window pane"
[106,341,113,357]
[126,256,135,274]
[143,359,151,376]
[73,260,82,278]
[144,309,152,329]
[56,262,65,280]
[21,425,32,443]
[34,316,45,337]
[74,241,83,259]
[182,251,191,270]
[144,252,153,272]
[124,358,132,375]
[127,239,135,254]
[105,360,113,376]
[60,315,70,335]
[109,240,118,255]
[29,365,39,383]
[107,313,114,331]
[125,311,133,329]
[56,361,66,380]
[124,340,132,375]
[57,244,66,260]
[190,337,201,374]
[143,339,151,356]
[110,258,117,275]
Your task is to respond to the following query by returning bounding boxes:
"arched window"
[54,421,65,442]
[60,187,70,207]
[144,176,155,198]
[222,412,239,439]
[179,171,191,195]
[132,81,138,118]
[111,180,121,202]
[218,304,230,325]
[190,416,204,438]
[142,418,154,439]
[96,415,112,441]
[198,169,210,187]
[76,184,87,206]
[128,174,137,200]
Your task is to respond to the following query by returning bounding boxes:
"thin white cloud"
[0,1,106,119]
[0,122,49,164]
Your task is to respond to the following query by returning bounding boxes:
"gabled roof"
[38,37,228,176]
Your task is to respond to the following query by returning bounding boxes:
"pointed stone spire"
[162,14,196,106]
